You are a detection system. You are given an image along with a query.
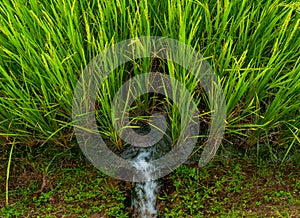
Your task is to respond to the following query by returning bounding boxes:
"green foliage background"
[0,0,299,162]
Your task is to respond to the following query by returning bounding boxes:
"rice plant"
[0,0,299,162]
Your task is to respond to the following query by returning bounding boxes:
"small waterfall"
[131,150,159,217]
[119,118,172,217]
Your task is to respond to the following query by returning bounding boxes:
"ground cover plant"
[0,0,299,216]
[0,149,299,217]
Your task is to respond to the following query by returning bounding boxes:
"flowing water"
[131,150,158,217]
[119,118,172,217]
[120,138,171,217]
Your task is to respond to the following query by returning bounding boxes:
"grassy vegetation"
[0,148,299,217]
[1,0,299,156]
[0,0,299,216]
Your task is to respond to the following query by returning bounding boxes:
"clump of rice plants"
[0,0,299,162]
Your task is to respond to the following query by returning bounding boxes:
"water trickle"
[119,137,171,217]
[119,117,172,217]
[131,149,159,217]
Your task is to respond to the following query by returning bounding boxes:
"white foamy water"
[131,150,158,218]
